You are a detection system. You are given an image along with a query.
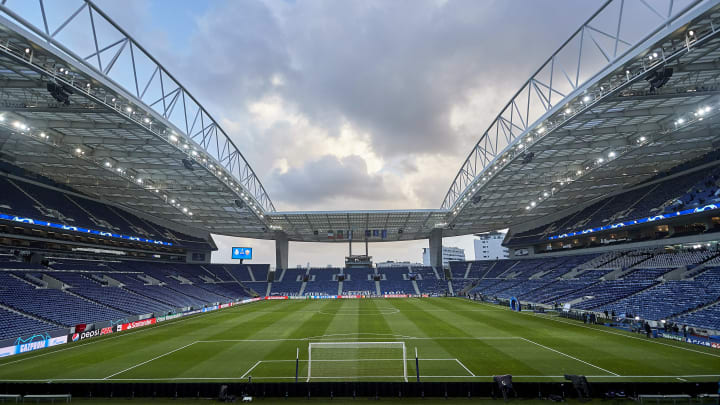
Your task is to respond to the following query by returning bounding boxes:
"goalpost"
[307,342,407,382]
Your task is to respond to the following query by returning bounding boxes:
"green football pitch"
[1,298,719,383]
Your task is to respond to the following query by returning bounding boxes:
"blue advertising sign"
[232,247,253,260]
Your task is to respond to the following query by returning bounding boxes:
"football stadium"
[0,0,720,402]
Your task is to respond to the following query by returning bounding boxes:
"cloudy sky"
[95,0,599,267]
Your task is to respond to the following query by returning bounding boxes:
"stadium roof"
[0,0,719,242]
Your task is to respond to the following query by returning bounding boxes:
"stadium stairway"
[337,281,343,295]
[0,302,63,328]
[431,266,442,279]
[411,279,420,295]
[375,280,381,295]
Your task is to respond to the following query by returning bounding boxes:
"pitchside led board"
[232,247,252,260]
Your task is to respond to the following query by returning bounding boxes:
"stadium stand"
[506,155,720,247]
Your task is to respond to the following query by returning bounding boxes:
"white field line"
[104,341,197,380]
[455,358,475,376]
[521,337,619,376]
[240,360,261,379]
[462,299,720,359]
[196,336,519,343]
[7,374,720,382]
[0,300,265,368]
[260,358,458,363]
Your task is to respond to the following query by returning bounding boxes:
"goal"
[307,342,407,381]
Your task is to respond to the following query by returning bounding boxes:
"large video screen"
[231,247,252,260]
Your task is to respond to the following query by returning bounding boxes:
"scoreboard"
[232,247,252,260]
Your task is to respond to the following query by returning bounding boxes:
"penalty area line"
[455,358,475,376]
[104,341,198,380]
[520,338,619,376]
[241,360,261,379]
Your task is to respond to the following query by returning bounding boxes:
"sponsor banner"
[383,294,409,298]
[265,296,288,300]
[201,305,219,313]
[13,335,67,356]
[658,332,720,349]
[289,296,307,300]
[548,203,719,241]
[340,295,363,299]
[219,303,233,309]
[70,327,113,342]
[309,295,336,299]
[0,212,172,246]
[240,298,263,304]
[115,318,156,332]
[0,345,15,358]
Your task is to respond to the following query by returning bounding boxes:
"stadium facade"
[0,0,720,397]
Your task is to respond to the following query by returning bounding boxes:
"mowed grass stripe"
[114,299,322,380]
[422,298,621,377]
[462,299,720,377]
[396,298,564,378]
[0,300,275,380]
[243,299,347,379]
[0,299,718,383]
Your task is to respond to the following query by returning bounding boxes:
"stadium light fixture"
[639,136,646,142]
[688,30,694,36]
[583,95,590,103]
[608,151,616,158]
[24,48,30,54]
[170,199,176,204]
[652,52,658,58]
[677,118,685,124]
[635,316,640,321]
[188,212,193,216]
[525,206,530,210]
[182,207,188,213]
[576,170,582,175]
[564,108,572,114]
[537,127,545,134]
[136,178,143,184]
[543,192,549,197]
[125,107,133,113]
[530,201,536,207]
[0,116,4,122]
[143,117,151,123]
[104,161,112,168]
[597,158,604,163]
[170,134,178,142]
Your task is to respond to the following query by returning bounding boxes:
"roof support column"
[275,231,289,270]
[429,228,443,269]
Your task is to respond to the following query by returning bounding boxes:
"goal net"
[307,342,407,381]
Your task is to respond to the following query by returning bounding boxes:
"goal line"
[307,341,407,382]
